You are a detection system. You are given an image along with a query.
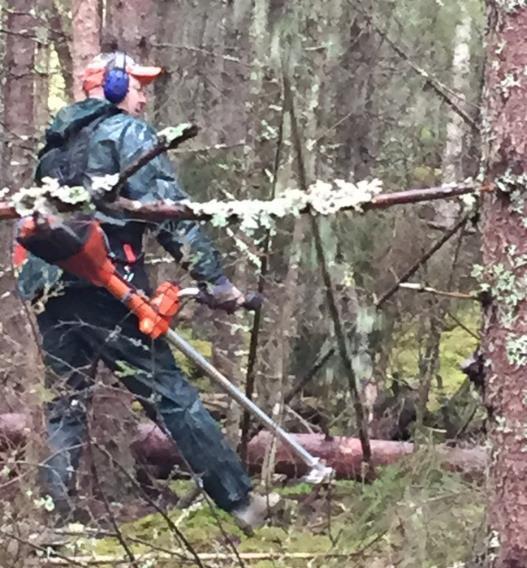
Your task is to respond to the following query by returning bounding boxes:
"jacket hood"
[46,98,117,141]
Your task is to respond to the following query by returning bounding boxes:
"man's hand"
[201,277,245,313]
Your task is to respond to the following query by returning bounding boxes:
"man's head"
[82,52,162,116]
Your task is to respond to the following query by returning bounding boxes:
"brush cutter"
[16,215,334,484]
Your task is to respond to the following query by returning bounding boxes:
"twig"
[105,124,199,201]
[446,310,480,341]
[0,528,88,567]
[152,42,244,64]
[171,141,245,155]
[355,3,478,131]
[376,215,469,308]
[454,403,479,439]
[91,441,205,568]
[39,552,357,566]
[38,551,355,565]
[240,75,287,463]
[398,282,477,300]
[241,346,332,441]
[86,424,138,567]
[284,347,335,405]
[285,405,320,434]
[55,527,186,561]
[286,75,373,468]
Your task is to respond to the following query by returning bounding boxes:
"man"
[17,52,276,532]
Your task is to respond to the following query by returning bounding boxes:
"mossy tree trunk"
[481,4,527,566]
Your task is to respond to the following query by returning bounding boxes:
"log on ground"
[0,414,486,480]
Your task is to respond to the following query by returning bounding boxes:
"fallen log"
[131,426,486,480]
[247,431,486,480]
[0,414,486,480]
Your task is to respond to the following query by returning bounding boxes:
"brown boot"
[231,492,281,535]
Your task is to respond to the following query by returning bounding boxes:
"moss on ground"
[390,305,480,411]
[61,447,483,567]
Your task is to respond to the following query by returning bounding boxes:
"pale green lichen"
[10,176,92,216]
[506,245,527,269]
[506,333,527,367]
[498,73,521,98]
[186,178,383,236]
[496,0,527,13]
[157,123,194,144]
[90,173,119,194]
[495,415,513,434]
[472,263,527,324]
[495,169,527,194]
[509,189,524,215]
[9,176,383,236]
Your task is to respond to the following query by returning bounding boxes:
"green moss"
[170,327,213,379]
[390,306,480,410]
[275,482,314,497]
[58,456,483,567]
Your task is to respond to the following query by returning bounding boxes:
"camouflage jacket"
[17,98,224,300]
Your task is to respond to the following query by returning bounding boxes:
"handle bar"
[178,287,263,312]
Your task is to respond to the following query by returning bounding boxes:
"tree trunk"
[35,0,51,137]
[0,0,38,407]
[49,0,74,101]
[0,1,42,511]
[105,0,156,60]
[437,4,472,228]
[71,0,101,100]
[481,5,527,566]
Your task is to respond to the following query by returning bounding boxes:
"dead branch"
[240,76,287,463]
[354,2,478,131]
[398,282,477,300]
[105,124,199,201]
[86,423,138,567]
[287,75,373,468]
[39,551,354,566]
[0,180,481,222]
[92,441,206,568]
[376,214,470,308]
[0,528,87,567]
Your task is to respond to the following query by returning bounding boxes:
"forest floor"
[25,445,483,568]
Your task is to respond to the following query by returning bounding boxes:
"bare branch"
[376,215,470,308]
[0,180,484,227]
[286,74,373,468]
[354,2,478,131]
[398,282,477,300]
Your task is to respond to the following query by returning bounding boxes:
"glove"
[199,277,245,313]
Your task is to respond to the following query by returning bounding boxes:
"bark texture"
[72,0,101,100]
[482,5,527,566]
[0,0,39,411]
[105,0,156,60]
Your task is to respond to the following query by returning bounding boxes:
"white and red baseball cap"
[82,52,162,93]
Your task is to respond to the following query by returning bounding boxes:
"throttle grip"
[196,288,263,312]
[242,292,263,311]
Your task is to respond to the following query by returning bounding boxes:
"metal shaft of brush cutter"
[169,288,334,484]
